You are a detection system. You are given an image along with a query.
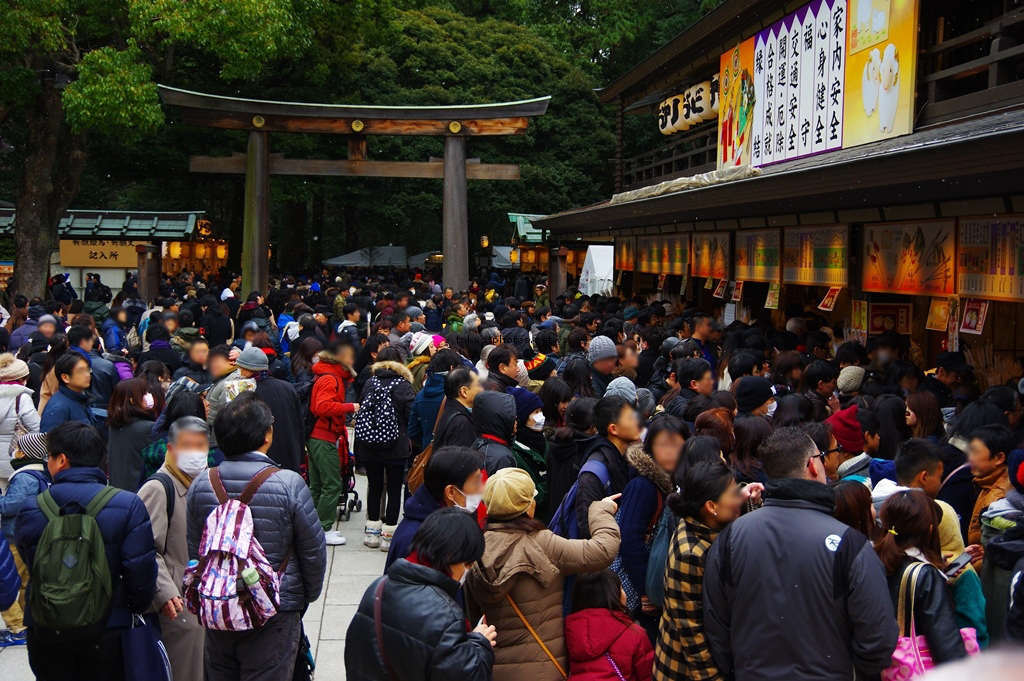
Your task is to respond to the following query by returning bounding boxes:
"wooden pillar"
[136,244,161,303]
[443,135,469,290]
[549,247,567,298]
[242,130,270,295]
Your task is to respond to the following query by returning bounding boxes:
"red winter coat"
[564,609,653,681]
[309,352,356,443]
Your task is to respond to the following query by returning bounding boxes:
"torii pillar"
[158,86,550,293]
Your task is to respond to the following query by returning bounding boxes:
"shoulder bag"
[505,593,567,679]
[406,397,446,494]
[881,562,980,680]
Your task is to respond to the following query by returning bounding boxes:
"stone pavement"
[0,474,385,680]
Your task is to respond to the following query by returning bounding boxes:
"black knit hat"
[735,376,776,413]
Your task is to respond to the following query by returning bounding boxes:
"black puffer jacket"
[198,306,233,347]
[471,391,517,475]
[886,557,968,664]
[357,361,416,464]
[186,452,326,611]
[573,436,630,539]
[345,558,494,681]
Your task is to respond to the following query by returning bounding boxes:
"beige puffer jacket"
[464,500,620,681]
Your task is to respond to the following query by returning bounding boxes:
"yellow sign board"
[59,240,147,268]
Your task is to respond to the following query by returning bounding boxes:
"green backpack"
[28,486,118,632]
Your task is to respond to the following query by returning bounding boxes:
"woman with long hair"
[563,356,596,399]
[874,490,969,665]
[906,391,946,443]
[136,359,170,415]
[873,394,913,460]
[538,377,572,436]
[546,398,597,518]
[694,408,735,460]
[615,414,688,638]
[732,414,771,485]
[769,350,804,395]
[35,333,68,413]
[655,461,743,681]
[832,479,877,540]
[465,468,620,681]
[771,393,813,428]
[107,377,158,491]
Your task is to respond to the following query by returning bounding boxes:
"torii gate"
[158,85,551,293]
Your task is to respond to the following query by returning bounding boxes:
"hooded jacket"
[575,437,631,539]
[0,459,49,539]
[16,467,157,629]
[172,360,211,384]
[464,501,620,681]
[970,465,1011,546]
[9,306,43,352]
[565,608,654,681]
[357,361,415,462]
[979,490,1024,640]
[408,371,444,451]
[703,478,898,681]
[346,559,494,681]
[309,351,356,443]
[546,432,595,521]
[337,319,361,347]
[384,485,444,572]
[101,316,128,354]
[471,391,518,475]
[186,451,326,611]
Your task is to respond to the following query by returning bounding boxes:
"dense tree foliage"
[0,0,723,288]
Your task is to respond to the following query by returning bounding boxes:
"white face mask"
[765,400,777,417]
[176,450,209,478]
[458,564,471,585]
[528,413,546,431]
[456,488,482,514]
[142,393,155,409]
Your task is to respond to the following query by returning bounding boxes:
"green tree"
[0,0,375,297]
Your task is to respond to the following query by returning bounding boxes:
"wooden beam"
[178,108,532,135]
[348,136,366,160]
[190,156,521,180]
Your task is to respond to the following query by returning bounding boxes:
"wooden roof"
[159,85,551,135]
[0,209,203,240]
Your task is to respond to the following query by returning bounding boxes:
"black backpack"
[353,375,400,447]
[300,374,340,438]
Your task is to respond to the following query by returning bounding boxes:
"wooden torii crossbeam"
[158,86,551,292]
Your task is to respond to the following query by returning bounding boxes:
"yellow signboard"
[59,240,146,267]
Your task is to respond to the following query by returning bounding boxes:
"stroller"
[337,427,362,522]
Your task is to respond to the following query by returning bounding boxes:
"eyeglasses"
[822,443,843,456]
[809,453,827,467]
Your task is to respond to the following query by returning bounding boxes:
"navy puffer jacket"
[15,467,157,628]
[0,531,19,611]
[186,452,327,611]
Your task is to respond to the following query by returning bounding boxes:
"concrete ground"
[0,474,385,680]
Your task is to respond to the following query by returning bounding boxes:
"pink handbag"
[881,562,980,681]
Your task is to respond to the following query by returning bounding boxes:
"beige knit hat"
[482,468,537,521]
[837,365,867,395]
[0,353,30,382]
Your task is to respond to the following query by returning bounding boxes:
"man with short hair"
[666,357,714,419]
[17,422,157,678]
[574,395,641,539]
[804,359,841,421]
[432,368,481,450]
[230,347,306,474]
[967,424,1014,545]
[688,313,717,375]
[922,351,973,408]
[173,337,212,384]
[388,311,412,361]
[703,427,898,680]
[588,335,618,397]
[39,353,95,432]
[137,324,183,374]
[384,446,484,571]
[67,323,120,409]
[187,393,326,680]
[338,303,362,347]
[484,344,520,392]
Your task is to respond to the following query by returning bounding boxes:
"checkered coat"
[653,516,721,681]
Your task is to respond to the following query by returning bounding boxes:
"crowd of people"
[0,266,1023,680]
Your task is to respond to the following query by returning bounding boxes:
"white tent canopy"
[578,245,614,296]
[323,246,407,267]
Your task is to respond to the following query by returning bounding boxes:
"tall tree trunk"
[11,88,87,299]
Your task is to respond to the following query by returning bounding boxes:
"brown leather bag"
[406,397,446,494]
